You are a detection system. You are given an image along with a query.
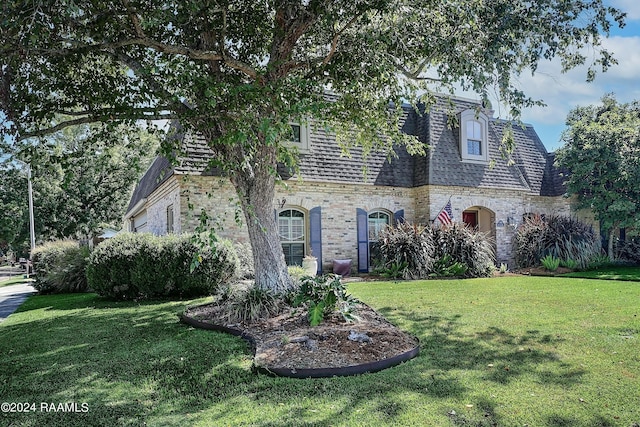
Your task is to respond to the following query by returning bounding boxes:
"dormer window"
[287,122,310,153]
[459,109,489,163]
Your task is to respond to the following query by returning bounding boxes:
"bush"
[87,233,238,300]
[32,241,90,294]
[234,241,255,279]
[376,222,494,279]
[541,254,560,272]
[430,224,495,278]
[615,238,640,265]
[514,215,601,269]
[430,254,469,278]
[292,275,359,326]
[218,286,283,323]
[377,222,434,279]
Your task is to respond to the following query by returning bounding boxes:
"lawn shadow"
[0,293,610,427]
[0,293,253,426]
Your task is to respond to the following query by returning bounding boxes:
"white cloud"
[611,0,640,21]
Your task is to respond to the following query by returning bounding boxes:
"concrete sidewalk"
[0,283,37,323]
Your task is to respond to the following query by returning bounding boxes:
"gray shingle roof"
[125,156,174,214]
[126,95,565,215]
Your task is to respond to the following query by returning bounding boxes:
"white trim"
[286,122,310,153]
[459,109,489,164]
[124,198,147,220]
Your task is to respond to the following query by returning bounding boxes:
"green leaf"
[323,291,337,312]
[308,301,325,327]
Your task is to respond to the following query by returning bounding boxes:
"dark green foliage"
[378,222,493,279]
[514,215,601,269]
[431,224,495,278]
[430,254,469,278]
[614,238,640,265]
[379,261,409,279]
[292,275,359,326]
[32,240,90,294]
[86,233,238,300]
[377,222,434,279]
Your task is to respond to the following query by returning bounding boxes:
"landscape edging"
[178,311,420,379]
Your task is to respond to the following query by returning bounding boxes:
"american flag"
[436,200,453,225]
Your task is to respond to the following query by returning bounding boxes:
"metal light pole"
[15,160,36,276]
[26,164,36,254]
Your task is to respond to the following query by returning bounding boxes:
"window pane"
[467,120,482,139]
[290,124,301,143]
[290,218,304,241]
[368,212,390,241]
[467,139,482,155]
[279,209,306,254]
[282,243,304,266]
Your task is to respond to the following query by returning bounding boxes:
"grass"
[0,277,639,426]
[0,276,34,288]
[563,265,640,281]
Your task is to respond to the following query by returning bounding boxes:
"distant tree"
[0,1,625,292]
[0,167,30,253]
[0,123,158,248]
[555,94,640,259]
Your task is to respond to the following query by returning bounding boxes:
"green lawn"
[0,276,34,288]
[1,277,639,426]
[563,265,640,281]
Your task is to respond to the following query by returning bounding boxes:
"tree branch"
[323,12,362,65]
[18,112,177,141]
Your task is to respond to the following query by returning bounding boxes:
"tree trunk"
[608,228,615,261]
[230,147,294,293]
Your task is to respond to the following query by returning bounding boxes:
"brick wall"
[144,176,181,235]
[167,175,578,271]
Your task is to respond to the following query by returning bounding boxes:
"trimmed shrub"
[514,214,601,269]
[32,241,90,294]
[87,233,238,300]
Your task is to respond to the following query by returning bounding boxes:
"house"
[124,95,581,273]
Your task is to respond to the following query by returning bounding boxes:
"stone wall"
[177,175,414,273]
[166,175,578,271]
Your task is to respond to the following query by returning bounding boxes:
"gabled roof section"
[420,95,565,195]
[125,156,174,217]
[541,152,567,197]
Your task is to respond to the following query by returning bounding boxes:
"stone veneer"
[153,175,580,272]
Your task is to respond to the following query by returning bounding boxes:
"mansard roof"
[125,95,566,216]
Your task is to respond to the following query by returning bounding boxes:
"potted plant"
[301,253,318,276]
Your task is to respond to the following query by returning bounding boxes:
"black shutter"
[309,206,322,275]
[356,208,369,272]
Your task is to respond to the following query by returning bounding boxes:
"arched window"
[278,208,306,266]
[368,211,391,267]
[459,109,489,163]
[368,211,390,241]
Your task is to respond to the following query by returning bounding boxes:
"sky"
[496,0,640,152]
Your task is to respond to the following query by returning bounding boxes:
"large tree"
[0,123,158,248]
[0,0,624,292]
[555,94,640,259]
